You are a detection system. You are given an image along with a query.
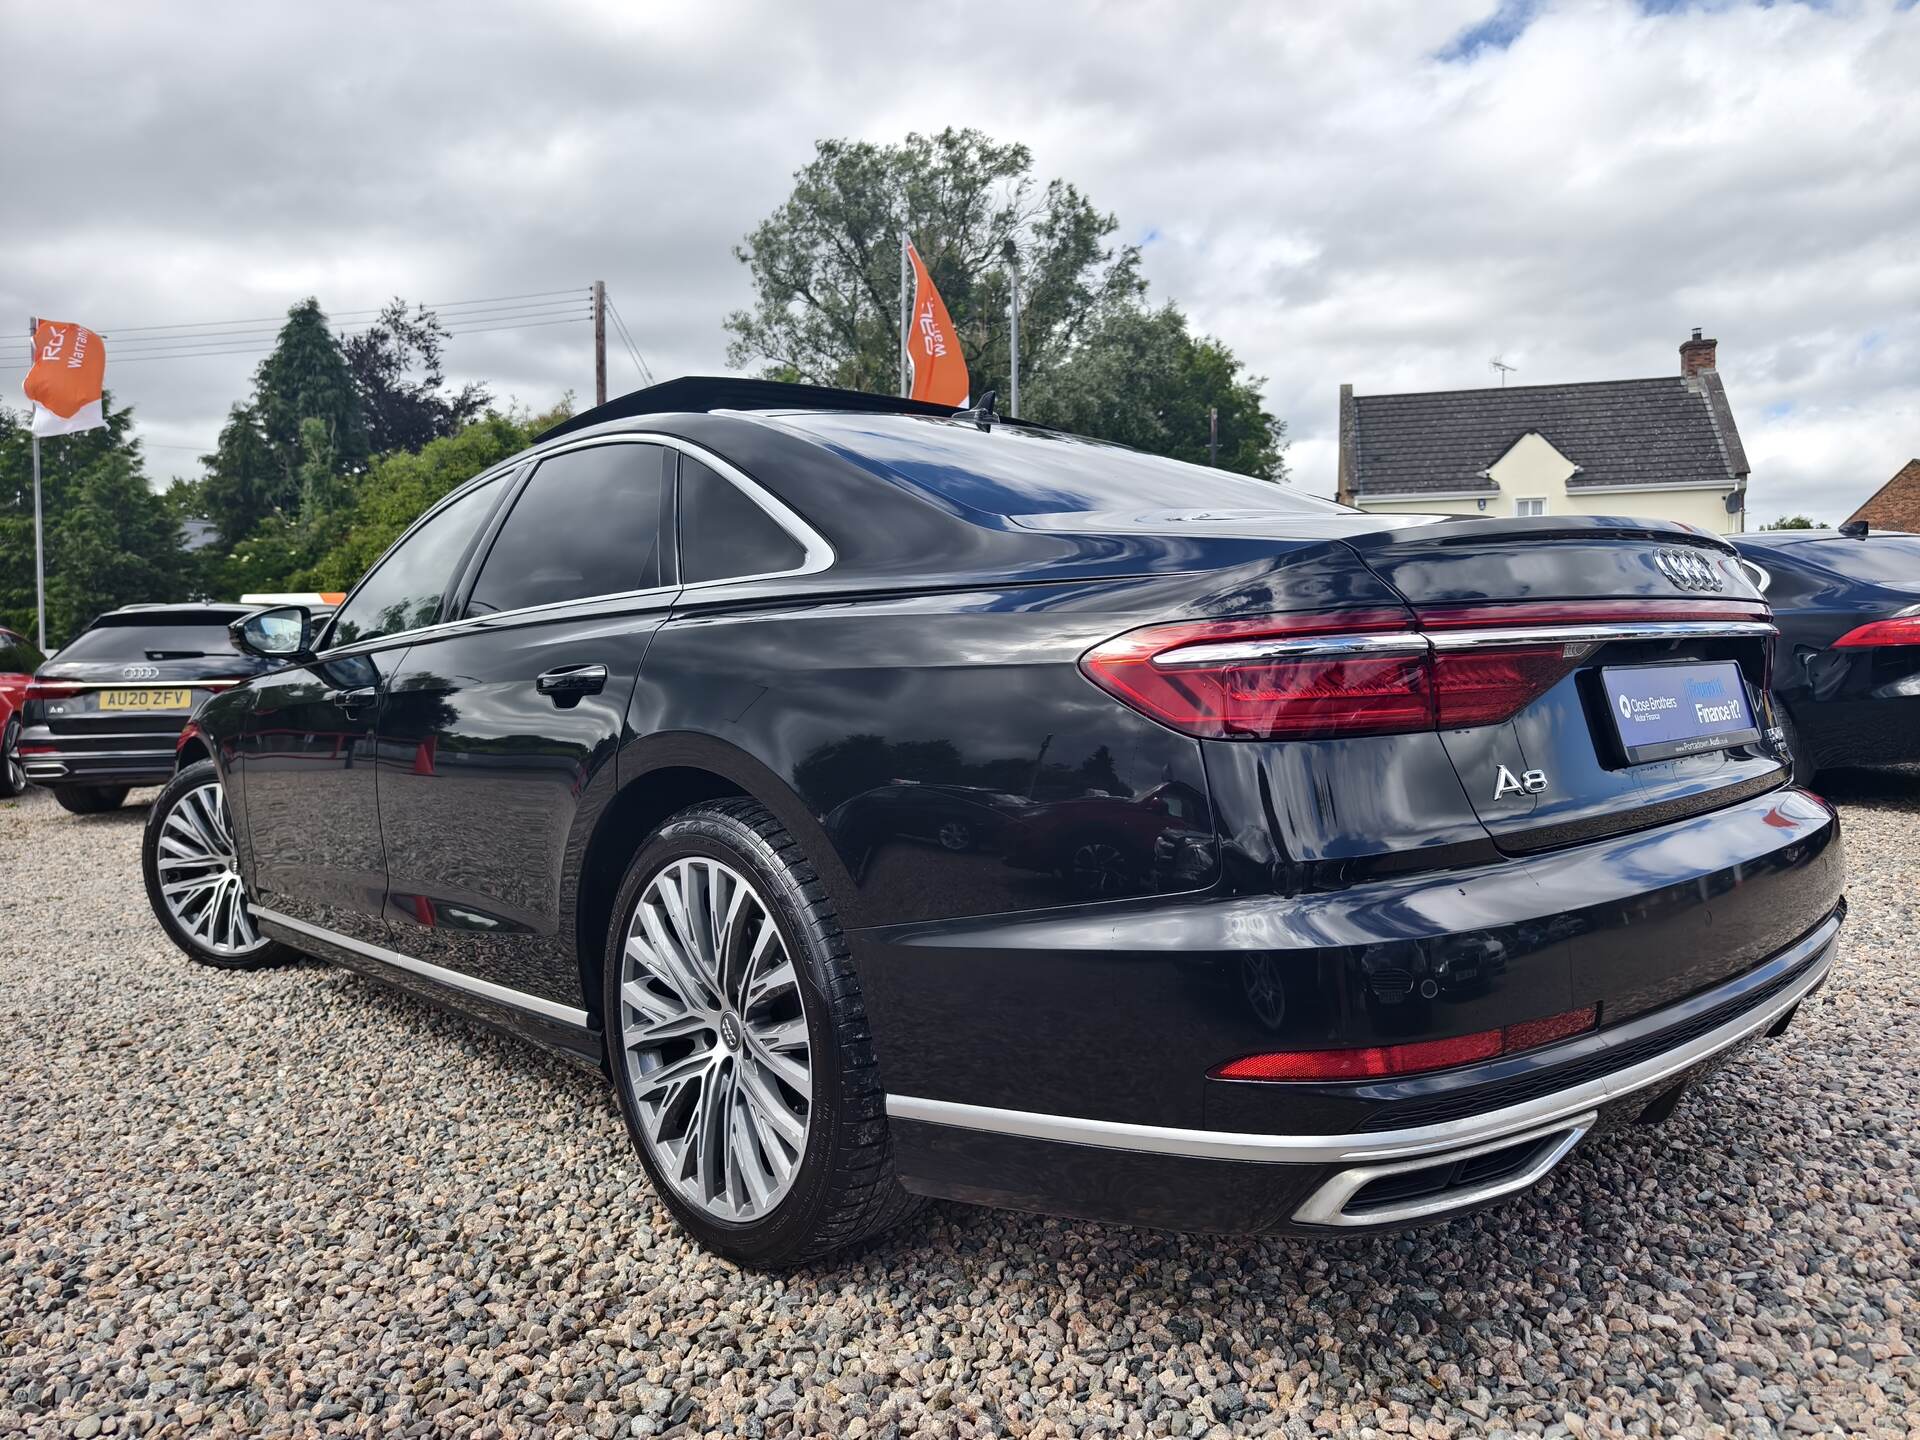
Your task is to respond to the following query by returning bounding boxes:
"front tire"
[604,798,921,1266]
[54,784,129,814]
[142,761,298,969]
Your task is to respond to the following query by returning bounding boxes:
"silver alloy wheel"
[3,717,22,794]
[155,780,264,957]
[619,856,812,1223]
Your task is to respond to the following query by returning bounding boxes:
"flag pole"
[1006,253,1022,419]
[898,232,911,399]
[27,316,46,652]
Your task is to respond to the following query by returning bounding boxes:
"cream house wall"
[1353,431,1743,534]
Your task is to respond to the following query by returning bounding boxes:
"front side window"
[329,476,505,649]
[0,631,46,673]
[465,443,666,615]
[679,456,807,583]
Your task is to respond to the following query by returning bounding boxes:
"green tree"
[200,298,368,545]
[727,128,1144,397]
[0,400,186,647]
[1762,515,1818,530]
[727,128,1287,478]
[1025,305,1287,477]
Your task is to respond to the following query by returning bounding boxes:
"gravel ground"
[2,776,1916,1440]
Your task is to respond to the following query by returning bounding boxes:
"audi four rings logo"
[121,664,160,680]
[1653,548,1724,592]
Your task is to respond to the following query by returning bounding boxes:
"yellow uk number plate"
[99,688,193,712]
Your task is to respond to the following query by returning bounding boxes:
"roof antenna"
[1489,356,1517,387]
[953,388,999,431]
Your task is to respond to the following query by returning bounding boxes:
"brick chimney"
[1680,327,1718,378]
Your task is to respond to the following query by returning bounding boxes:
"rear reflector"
[1832,610,1920,649]
[1211,1006,1599,1081]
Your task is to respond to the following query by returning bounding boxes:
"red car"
[0,625,46,798]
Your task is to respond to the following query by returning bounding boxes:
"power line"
[605,296,654,385]
[98,286,589,336]
[102,299,589,351]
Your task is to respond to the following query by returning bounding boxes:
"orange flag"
[23,319,107,436]
[904,239,970,406]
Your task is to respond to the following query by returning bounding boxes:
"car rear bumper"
[20,744,176,786]
[886,909,1839,1231]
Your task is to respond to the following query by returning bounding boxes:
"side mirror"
[233,605,314,662]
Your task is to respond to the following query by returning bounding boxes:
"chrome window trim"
[885,915,1837,1168]
[250,905,591,1028]
[310,432,833,661]
[1738,560,1773,594]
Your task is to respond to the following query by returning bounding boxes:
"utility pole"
[1208,406,1219,468]
[1005,246,1021,418]
[591,281,607,406]
[898,233,912,398]
[27,317,46,651]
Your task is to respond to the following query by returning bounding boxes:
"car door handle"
[536,664,608,698]
[323,686,379,709]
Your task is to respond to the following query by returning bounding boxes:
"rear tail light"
[1832,607,1920,649]
[24,681,82,702]
[1081,601,1770,742]
[1211,1006,1598,1081]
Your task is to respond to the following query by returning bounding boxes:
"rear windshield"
[785,413,1348,518]
[1793,535,1920,589]
[57,617,244,662]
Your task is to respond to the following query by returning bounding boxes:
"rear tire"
[142,761,299,970]
[1777,706,1816,785]
[54,785,129,814]
[0,714,24,798]
[604,798,922,1266]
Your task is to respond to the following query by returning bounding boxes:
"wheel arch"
[574,731,856,1028]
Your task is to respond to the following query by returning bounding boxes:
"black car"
[21,603,276,813]
[140,377,1843,1266]
[1728,526,1920,781]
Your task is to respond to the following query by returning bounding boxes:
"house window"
[1515,498,1547,517]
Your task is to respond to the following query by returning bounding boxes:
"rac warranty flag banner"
[23,319,107,436]
[904,240,970,407]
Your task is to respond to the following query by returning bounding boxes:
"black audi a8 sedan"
[141,377,1844,1265]
[1727,525,1920,782]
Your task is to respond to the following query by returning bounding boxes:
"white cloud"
[3,0,1915,517]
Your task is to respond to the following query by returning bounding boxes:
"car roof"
[91,603,256,624]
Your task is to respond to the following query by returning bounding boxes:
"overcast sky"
[6,0,1916,521]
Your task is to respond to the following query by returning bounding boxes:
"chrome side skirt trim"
[249,905,592,1028]
[886,916,1837,1167]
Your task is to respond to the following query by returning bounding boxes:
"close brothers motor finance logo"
[1617,673,1736,727]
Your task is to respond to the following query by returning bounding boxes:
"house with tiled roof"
[1847,459,1920,532]
[1337,331,1750,535]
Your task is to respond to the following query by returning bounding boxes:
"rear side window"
[54,619,240,662]
[0,631,44,673]
[1797,536,1920,589]
[679,457,806,583]
[330,475,505,648]
[466,443,666,614]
